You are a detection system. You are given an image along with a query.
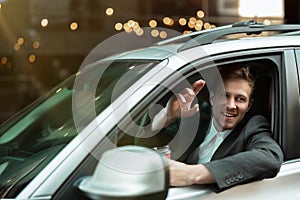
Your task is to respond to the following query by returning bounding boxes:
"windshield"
[0,59,160,198]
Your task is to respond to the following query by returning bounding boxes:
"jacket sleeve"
[203,115,284,190]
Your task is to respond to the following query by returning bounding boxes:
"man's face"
[211,78,252,132]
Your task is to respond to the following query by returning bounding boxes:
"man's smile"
[222,112,237,117]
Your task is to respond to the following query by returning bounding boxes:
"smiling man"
[154,64,284,190]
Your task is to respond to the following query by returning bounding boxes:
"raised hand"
[166,80,205,122]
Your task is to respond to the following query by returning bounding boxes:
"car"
[1,20,300,199]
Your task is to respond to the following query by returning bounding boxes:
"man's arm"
[168,115,283,190]
[204,116,283,189]
[169,160,215,186]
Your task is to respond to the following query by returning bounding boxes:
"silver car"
[1,20,300,199]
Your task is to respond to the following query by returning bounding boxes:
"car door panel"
[166,160,300,200]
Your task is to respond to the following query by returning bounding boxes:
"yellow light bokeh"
[17,37,24,45]
[41,19,48,27]
[197,20,203,26]
[195,20,203,31]
[151,29,159,37]
[105,8,114,16]
[197,10,205,18]
[204,22,211,29]
[149,20,157,28]
[133,25,140,32]
[195,24,202,31]
[28,54,36,63]
[183,30,192,34]
[189,17,197,24]
[1,56,8,65]
[33,41,40,49]
[123,23,132,33]
[127,20,136,28]
[188,21,195,29]
[115,22,123,31]
[14,43,20,51]
[70,22,78,30]
[179,18,187,26]
[163,17,174,26]
[122,20,141,33]
[159,31,167,39]
[135,28,144,36]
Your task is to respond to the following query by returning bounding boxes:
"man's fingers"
[178,80,205,101]
[175,80,205,111]
[177,93,186,103]
[191,104,199,113]
[192,80,205,95]
[184,104,199,117]
[185,88,195,96]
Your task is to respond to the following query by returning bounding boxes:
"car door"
[30,48,300,199]
[166,48,300,200]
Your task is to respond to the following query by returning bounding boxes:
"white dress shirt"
[198,119,231,164]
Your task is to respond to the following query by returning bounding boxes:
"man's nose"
[227,98,236,109]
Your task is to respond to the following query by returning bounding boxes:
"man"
[152,64,283,190]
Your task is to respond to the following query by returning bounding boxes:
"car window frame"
[116,53,285,198]
[161,54,284,199]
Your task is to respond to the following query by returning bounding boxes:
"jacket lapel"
[211,118,246,160]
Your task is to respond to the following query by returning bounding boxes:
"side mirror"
[78,145,169,200]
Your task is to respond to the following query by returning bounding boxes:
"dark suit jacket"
[184,114,284,190]
[138,103,283,190]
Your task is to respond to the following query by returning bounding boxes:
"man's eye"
[237,97,246,102]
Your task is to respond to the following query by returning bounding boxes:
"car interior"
[116,59,277,150]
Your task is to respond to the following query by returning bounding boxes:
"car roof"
[102,20,300,61]
[190,36,300,56]
[101,44,181,61]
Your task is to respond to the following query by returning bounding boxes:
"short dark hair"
[221,64,255,87]
[215,64,255,96]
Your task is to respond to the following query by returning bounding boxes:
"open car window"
[114,58,279,160]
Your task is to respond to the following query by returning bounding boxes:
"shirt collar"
[211,118,232,139]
